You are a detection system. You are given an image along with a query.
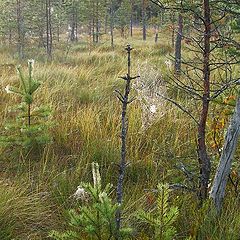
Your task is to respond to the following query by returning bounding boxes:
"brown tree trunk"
[198,0,211,202]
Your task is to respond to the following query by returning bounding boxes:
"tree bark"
[197,0,211,202]
[210,97,240,212]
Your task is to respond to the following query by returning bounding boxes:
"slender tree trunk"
[174,13,183,73]
[8,29,12,45]
[38,1,45,48]
[154,25,159,43]
[130,0,133,37]
[210,97,240,213]
[96,0,99,43]
[46,0,49,54]
[198,0,211,202]
[92,18,95,43]
[115,45,136,239]
[28,103,31,126]
[70,9,76,42]
[75,20,78,41]
[46,0,52,59]
[142,0,147,41]
[110,1,114,49]
[57,21,59,42]
[171,12,175,48]
[16,0,24,59]
[96,20,100,43]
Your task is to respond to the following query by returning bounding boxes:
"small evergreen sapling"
[1,60,52,150]
[50,162,132,240]
[137,183,179,240]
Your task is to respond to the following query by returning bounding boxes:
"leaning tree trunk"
[174,13,183,73]
[197,0,211,202]
[210,97,240,213]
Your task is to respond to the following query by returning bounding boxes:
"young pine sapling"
[137,183,179,240]
[1,60,52,150]
[50,162,132,240]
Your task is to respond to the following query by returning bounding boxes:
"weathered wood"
[210,97,240,212]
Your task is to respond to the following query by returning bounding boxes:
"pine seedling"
[137,184,179,240]
[1,60,52,150]
[50,162,132,240]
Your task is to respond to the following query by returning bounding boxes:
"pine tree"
[1,60,52,151]
[137,184,179,240]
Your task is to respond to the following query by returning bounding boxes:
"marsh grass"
[0,180,57,239]
[0,29,239,239]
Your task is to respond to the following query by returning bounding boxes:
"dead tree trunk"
[197,0,211,202]
[210,97,240,212]
[115,45,138,240]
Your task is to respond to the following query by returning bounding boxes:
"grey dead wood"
[210,97,240,212]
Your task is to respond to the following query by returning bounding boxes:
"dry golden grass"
[0,29,239,239]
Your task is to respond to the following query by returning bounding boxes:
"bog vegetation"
[0,0,240,239]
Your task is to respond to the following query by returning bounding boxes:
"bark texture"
[197,0,211,201]
[210,97,240,212]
